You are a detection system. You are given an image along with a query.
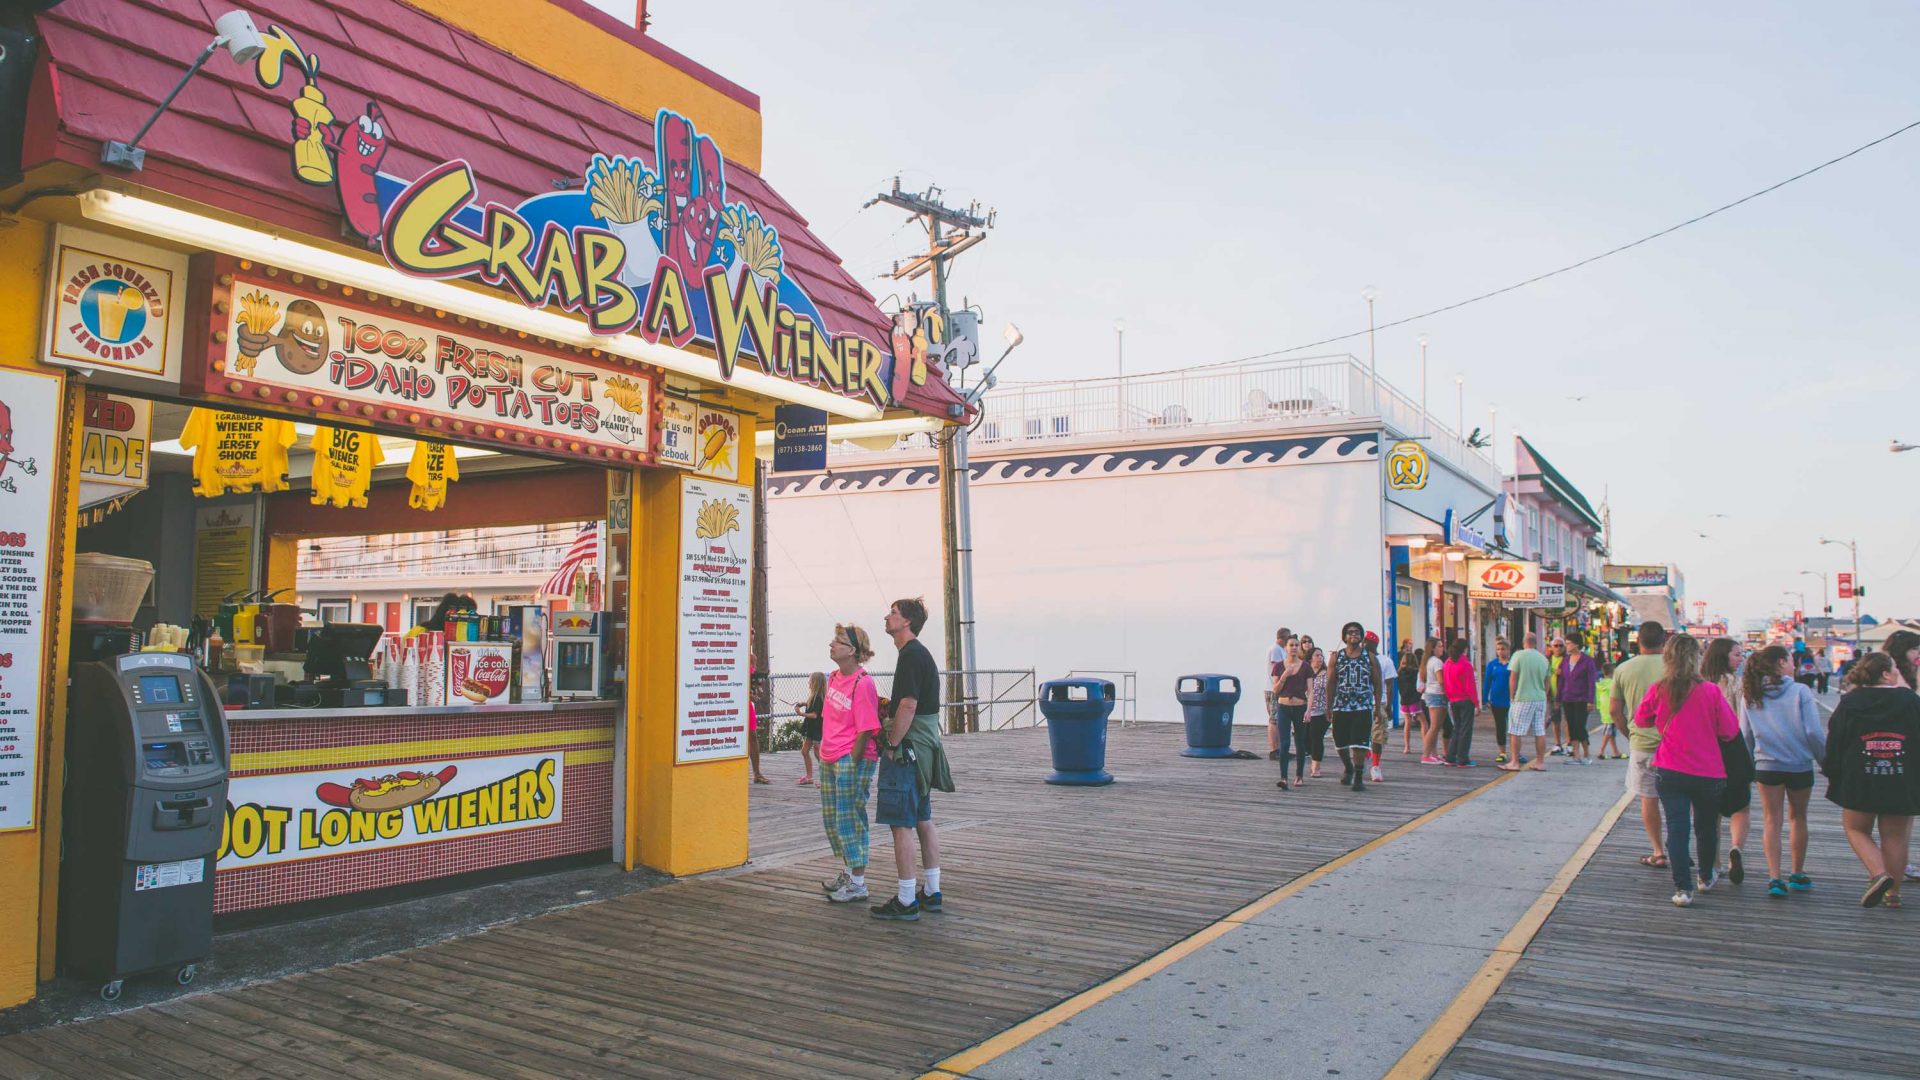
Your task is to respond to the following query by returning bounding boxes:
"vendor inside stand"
[408,593,479,638]
[69,391,631,924]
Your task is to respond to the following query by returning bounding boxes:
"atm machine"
[60,652,229,1001]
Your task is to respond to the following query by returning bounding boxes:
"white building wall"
[767,431,1384,722]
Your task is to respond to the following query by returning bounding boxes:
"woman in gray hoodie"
[1740,645,1827,896]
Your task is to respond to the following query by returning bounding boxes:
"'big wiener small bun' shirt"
[178,408,297,496]
[406,441,459,511]
[308,426,385,508]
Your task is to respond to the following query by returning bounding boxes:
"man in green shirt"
[1502,634,1552,772]
[1609,622,1669,867]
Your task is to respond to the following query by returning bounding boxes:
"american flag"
[542,524,598,597]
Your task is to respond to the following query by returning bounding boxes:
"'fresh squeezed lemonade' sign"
[209,267,657,462]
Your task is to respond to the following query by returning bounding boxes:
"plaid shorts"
[818,756,877,868]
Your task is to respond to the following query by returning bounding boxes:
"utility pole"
[869,179,992,733]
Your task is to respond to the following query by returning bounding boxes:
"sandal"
[1862,874,1894,908]
[1639,853,1669,868]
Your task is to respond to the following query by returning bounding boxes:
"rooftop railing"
[839,355,1501,489]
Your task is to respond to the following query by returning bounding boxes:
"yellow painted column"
[0,215,83,1005]
[625,414,754,875]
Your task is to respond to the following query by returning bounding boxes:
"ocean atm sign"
[1466,559,1541,602]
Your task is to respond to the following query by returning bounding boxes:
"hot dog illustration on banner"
[315,765,458,812]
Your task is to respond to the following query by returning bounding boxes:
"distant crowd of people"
[1266,619,1920,910]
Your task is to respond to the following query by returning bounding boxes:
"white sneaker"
[1671,890,1694,908]
[826,880,870,903]
[1697,870,1717,893]
[1369,765,1383,783]
[821,869,851,894]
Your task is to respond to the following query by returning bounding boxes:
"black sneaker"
[1268,750,1281,760]
[1350,773,1366,792]
[917,889,943,913]
[1727,848,1744,885]
[870,896,921,921]
[1340,768,1353,785]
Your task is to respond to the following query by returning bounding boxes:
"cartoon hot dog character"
[316,765,457,812]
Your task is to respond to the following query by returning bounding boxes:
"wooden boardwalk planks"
[1433,782,1920,1080]
[3,723,1493,1078]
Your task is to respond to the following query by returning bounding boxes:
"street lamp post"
[1799,569,1829,630]
[1819,538,1861,655]
[1362,288,1378,413]
[1418,335,1429,437]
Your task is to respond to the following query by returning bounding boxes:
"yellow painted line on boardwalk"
[917,771,1520,1080]
[1381,787,1635,1080]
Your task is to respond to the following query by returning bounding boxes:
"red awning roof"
[25,0,966,421]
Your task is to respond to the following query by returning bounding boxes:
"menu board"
[674,476,753,764]
[192,503,256,618]
[0,367,62,832]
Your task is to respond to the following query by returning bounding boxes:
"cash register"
[61,652,228,1001]
[302,622,400,707]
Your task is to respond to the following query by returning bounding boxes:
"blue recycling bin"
[1177,674,1241,758]
[1040,679,1117,785]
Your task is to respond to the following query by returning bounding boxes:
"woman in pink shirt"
[1441,640,1479,767]
[1634,634,1742,907]
[818,623,883,903]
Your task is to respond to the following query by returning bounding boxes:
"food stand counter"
[215,700,616,916]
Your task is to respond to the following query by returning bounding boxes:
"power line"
[1186,118,1920,371]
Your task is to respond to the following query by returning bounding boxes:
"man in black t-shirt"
[871,597,945,921]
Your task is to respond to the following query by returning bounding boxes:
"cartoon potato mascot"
[277,298,331,375]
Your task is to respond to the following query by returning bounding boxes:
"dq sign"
[1466,558,1541,602]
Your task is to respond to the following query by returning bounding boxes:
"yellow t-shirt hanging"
[309,426,385,508]
[406,441,459,511]
[178,408,297,496]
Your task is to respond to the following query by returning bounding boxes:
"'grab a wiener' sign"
[218,752,560,869]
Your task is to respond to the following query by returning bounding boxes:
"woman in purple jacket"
[1559,636,1599,766]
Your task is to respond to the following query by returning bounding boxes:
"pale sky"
[648,0,1920,627]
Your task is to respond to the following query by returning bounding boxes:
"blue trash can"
[1176,674,1241,758]
[1040,679,1117,785]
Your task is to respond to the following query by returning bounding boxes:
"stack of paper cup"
[400,638,420,703]
[425,631,446,706]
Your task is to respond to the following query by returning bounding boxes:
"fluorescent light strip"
[80,190,883,421]
[751,414,943,447]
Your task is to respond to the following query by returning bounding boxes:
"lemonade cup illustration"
[94,284,145,342]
